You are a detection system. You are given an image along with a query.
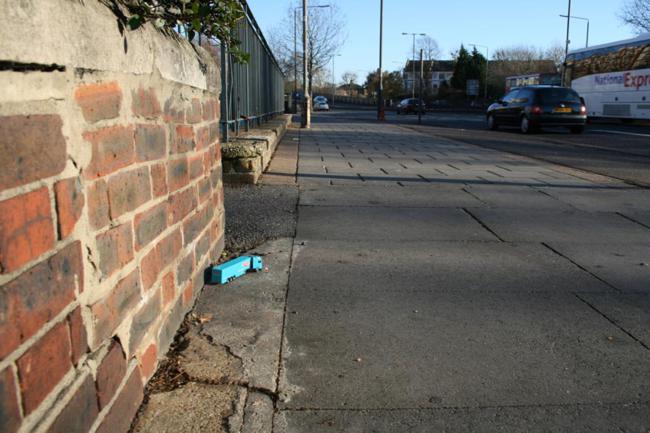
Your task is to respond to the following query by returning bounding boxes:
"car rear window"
[537,88,581,104]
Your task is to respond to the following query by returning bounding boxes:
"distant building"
[403,60,455,95]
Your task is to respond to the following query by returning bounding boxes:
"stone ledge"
[222,114,292,184]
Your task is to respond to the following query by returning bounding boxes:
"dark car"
[396,98,425,115]
[486,86,587,134]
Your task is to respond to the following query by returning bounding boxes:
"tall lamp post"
[331,54,341,109]
[563,0,572,86]
[378,0,385,121]
[560,14,589,47]
[468,43,489,100]
[402,32,426,98]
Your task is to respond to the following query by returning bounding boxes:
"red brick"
[0,114,66,190]
[186,98,202,124]
[96,368,143,433]
[90,270,141,346]
[158,229,182,267]
[96,340,126,409]
[189,154,204,180]
[150,163,168,198]
[210,166,222,190]
[163,97,185,123]
[140,246,162,292]
[45,374,98,433]
[67,308,87,366]
[54,178,84,239]
[87,179,110,230]
[83,125,134,179]
[202,99,216,121]
[134,203,167,250]
[167,157,189,193]
[107,166,151,219]
[161,272,176,308]
[172,125,195,154]
[0,187,55,274]
[196,125,210,150]
[197,177,211,204]
[131,87,161,119]
[167,188,197,226]
[183,206,210,246]
[182,282,193,306]
[209,121,220,145]
[176,252,194,286]
[96,223,134,278]
[0,367,21,433]
[135,124,166,162]
[74,81,122,123]
[129,290,161,352]
[195,230,211,261]
[17,322,71,414]
[138,343,158,381]
[0,241,82,360]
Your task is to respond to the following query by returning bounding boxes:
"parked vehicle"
[396,98,425,114]
[314,100,330,111]
[486,86,587,134]
[314,95,328,104]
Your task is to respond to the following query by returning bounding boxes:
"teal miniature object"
[210,256,264,284]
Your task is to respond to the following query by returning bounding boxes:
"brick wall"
[0,2,224,432]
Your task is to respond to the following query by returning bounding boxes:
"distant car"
[314,96,328,104]
[486,86,587,134]
[314,100,330,111]
[396,98,425,115]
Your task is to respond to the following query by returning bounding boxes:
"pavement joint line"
[574,293,650,351]
[461,187,488,204]
[540,243,623,294]
[616,212,650,230]
[461,208,505,242]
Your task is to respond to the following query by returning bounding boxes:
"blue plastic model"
[210,255,264,284]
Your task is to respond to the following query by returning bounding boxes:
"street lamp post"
[468,43,489,100]
[563,0,572,86]
[402,32,426,98]
[302,0,309,128]
[331,54,341,109]
[560,14,589,47]
[378,0,385,121]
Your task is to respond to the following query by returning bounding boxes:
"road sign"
[467,79,480,96]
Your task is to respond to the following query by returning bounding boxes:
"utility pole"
[301,0,310,128]
[293,9,298,113]
[418,48,423,125]
[560,14,589,47]
[563,0,572,86]
[402,32,426,98]
[378,0,385,121]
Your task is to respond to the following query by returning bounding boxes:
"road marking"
[591,129,650,138]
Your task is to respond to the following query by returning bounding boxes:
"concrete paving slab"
[465,185,574,210]
[275,403,650,433]
[288,240,611,295]
[471,208,650,243]
[539,187,650,212]
[545,242,650,293]
[621,210,650,229]
[296,207,498,241]
[280,289,650,409]
[299,185,479,208]
[196,238,292,392]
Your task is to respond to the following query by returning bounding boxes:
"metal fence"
[220,1,286,141]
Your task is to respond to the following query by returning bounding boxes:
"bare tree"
[620,0,650,33]
[545,42,566,70]
[267,2,347,95]
[341,71,358,96]
[492,45,544,63]
[417,36,441,61]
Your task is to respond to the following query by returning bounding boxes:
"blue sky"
[248,0,635,83]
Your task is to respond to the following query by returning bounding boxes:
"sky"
[247,0,637,83]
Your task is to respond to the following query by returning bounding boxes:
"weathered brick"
[107,166,152,219]
[17,322,71,414]
[202,99,216,121]
[83,125,134,179]
[0,242,81,360]
[150,162,168,198]
[209,121,220,144]
[0,114,66,190]
[163,97,185,123]
[195,230,211,262]
[138,343,158,381]
[161,272,176,308]
[183,207,209,246]
[134,203,167,250]
[96,340,126,409]
[87,179,110,230]
[210,166,222,190]
[172,125,195,154]
[140,246,162,292]
[0,367,21,433]
[197,177,211,204]
[54,178,84,239]
[186,98,202,124]
[167,157,189,193]
[167,188,196,226]
[189,154,204,180]
[135,124,166,162]
[129,291,161,352]
[210,233,225,263]
[158,300,184,350]
[96,223,134,279]
[177,252,194,286]
[196,125,210,150]
[90,270,141,346]
[45,375,98,433]
[132,87,161,119]
[182,282,193,306]
[158,229,182,267]
[74,81,122,123]
[0,187,55,274]
[67,308,87,366]
[211,212,224,246]
[96,368,143,433]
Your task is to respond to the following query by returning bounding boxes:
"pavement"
[135,109,650,432]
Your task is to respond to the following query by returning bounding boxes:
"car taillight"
[531,105,543,115]
[580,105,587,114]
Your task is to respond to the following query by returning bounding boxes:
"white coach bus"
[565,33,650,119]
